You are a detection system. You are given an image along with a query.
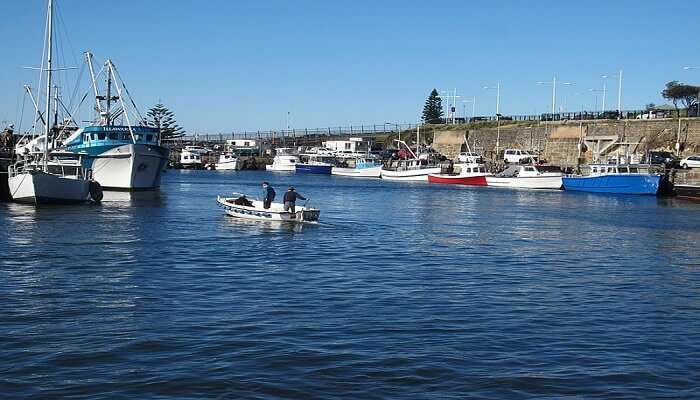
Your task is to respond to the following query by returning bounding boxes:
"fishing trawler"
[61,54,169,190]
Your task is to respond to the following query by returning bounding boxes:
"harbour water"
[1,170,699,398]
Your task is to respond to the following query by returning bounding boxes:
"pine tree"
[422,89,443,124]
[146,103,185,141]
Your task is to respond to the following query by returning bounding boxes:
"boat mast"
[43,0,53,169]
[105,62,112,126]
[85,52,103,117]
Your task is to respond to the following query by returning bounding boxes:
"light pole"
[462,97,475,123]
[537,77,574,117]
[484,83,501,158]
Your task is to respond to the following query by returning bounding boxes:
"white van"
[503,149,538,164]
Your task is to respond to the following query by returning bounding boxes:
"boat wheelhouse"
[179,149,203,169]
[215,152,240,170]
[266,147,300,172]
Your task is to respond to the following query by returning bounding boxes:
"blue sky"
[1,0,699,133]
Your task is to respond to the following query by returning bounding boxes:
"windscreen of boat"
[497,165,520,177]
[536,166,562,173]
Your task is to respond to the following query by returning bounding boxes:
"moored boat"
[380,140,441,181]
[332,156,382,178]
[7,0,95,205]
[217,194,320,222]
[674,183,700,200]
[179,149,203,169]
[428,163,491,186]
[562,164,661,195]
[266,148,299,172]
[486,164,563,189]
[215,152,240,170]
[61,53,169,191]
[295,154,334,174]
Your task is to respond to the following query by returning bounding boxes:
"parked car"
[642,151,680,168]
[457,152,483,163]
[680,155,700,169]
[502,149,538,164]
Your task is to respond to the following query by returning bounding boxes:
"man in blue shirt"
[262,182,275,209]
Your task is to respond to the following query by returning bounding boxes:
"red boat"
[428,163,491,186]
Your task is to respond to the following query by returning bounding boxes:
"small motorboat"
[428,162,491,186]
[486,164,563,189]
[217,194,320,223]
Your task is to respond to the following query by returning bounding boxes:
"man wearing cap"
[283,186,306,213]
[262,182,275,209]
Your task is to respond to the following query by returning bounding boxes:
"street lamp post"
[462,97,475,123]
[537,77,574,118]
[484,83,501,158]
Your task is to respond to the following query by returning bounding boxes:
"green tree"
[662,81,699,115]
[146,103,185,141]
[422,89,443,124]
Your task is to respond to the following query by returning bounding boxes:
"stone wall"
[432,119,700,167]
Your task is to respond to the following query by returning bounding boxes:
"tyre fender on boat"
[89,180,103,203]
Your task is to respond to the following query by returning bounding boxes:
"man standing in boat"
[262,182,275,209]
[283,186,306,213]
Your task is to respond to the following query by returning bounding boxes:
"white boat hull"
[216,160,240,170]
[90,144,168,190]
[380,166,442,181]
[486,175,563,189]
[8,170,90,204]
[332,166,382,178]
[217,196,320,223]
[266,164,296,172]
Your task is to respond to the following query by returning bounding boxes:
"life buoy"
[89,180,103,203]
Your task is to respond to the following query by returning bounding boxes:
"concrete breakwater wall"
[433,119,700,167]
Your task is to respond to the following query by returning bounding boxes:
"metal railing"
[174,108,694,144]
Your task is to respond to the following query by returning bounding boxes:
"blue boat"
[295,154,334,174]
[295,163,333,174]
[562,164,661,195]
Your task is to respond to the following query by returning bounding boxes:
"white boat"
[215,152,240,170]
[8,154,96,204]
[486,164,563,189]
[7,0,94,205]
[332,157,382,178]
[61,54,169,191]
[266,147,300,172]
[217,195,320,223]
[179,149,202,169]
[380,139,442,181]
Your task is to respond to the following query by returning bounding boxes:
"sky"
[1,0,699,134]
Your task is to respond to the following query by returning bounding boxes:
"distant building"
[323,137,369,154]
